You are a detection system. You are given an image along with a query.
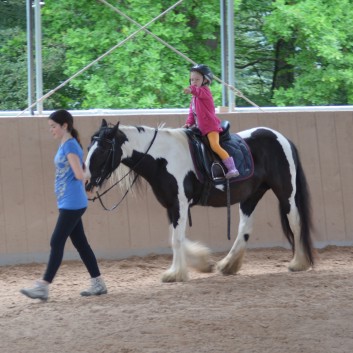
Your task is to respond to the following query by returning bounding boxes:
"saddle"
[185,121,254,187]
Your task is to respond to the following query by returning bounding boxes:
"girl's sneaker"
[80,277,107,296]
[20,281,49,301]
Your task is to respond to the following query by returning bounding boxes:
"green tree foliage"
[265,0,353,106]
[234,0,274,106]
[0,0,27,110]
[0,0,223,110]
[40,0,222,109]
[2,0,353,110]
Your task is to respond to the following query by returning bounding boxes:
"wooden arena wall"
[1,110,353,265]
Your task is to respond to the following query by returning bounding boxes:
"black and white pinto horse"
[85,119,314,282]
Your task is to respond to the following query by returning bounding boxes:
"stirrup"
[211,162,226,181]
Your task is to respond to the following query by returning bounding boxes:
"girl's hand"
[183,87,192,94]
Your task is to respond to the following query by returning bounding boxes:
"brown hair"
[48,109,82,148]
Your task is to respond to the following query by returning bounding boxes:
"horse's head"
[85,119,126,192]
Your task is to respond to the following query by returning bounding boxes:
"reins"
[89,173,139,212]
[88,128,158,211]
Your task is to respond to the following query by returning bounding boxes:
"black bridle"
[90,136,117,186]
[88,128,158,211]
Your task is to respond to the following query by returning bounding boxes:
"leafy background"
[1,0,353,110]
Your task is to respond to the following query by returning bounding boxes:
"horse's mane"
[110,165,144,197]
[109,122,186,196]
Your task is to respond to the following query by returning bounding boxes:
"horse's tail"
[279,142,314,266]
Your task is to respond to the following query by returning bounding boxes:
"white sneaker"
[80,277,107,296]
[20,281,49,301]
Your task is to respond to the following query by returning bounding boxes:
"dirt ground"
[1,246,353,353]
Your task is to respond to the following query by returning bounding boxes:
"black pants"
[43,208,100,283]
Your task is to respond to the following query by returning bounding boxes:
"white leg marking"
[162,227,188,283]
[161,198,213,282]
[161,197,189,282]
[217,207,253,275]
[287,203,311,271]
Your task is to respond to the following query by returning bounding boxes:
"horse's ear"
[101,119,108,128]
[112,122,120,135]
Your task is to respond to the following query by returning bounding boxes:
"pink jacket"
[185,85,222,136]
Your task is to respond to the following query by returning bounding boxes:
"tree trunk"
[271,38,295,94]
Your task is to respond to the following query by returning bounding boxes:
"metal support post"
[34,0,44,114]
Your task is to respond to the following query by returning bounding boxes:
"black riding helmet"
[190,64,213,85]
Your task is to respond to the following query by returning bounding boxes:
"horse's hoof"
[288,261,311,272]
[161,270,189,283]
[216,261,232,275]
[216,258,242,275]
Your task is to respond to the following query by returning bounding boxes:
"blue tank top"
[54,138,88,210]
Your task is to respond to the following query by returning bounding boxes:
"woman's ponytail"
[71,128,82,149]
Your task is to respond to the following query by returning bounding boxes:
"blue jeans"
[43,208,100,283]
